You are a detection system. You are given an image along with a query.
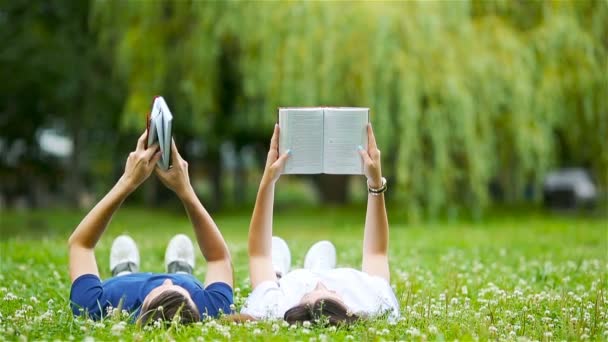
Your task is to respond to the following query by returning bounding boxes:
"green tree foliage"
[0,0,123,205]
[94,0,607,218]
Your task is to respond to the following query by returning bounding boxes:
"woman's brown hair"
[283,298,359,325]
[137,290,199,326]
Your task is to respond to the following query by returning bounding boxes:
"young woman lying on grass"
[240,123,399,324]
[68,132,233,325]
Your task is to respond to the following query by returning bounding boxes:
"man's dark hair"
[138,290,199,326]
[283,298,359,326]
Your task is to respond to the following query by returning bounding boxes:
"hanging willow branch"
[93,0,608,217]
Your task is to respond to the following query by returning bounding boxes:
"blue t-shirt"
[69,273,233,320]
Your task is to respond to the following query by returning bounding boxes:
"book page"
[322,108,368,174]
[279,108,324,174]
[147,112,158,147]
[161,109,172,170]
[150,96,173,170]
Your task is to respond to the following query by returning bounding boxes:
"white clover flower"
[302,328,311,335]
[29,296,38,303]
[544,331,552,338]
[272,323,279,332]
[3,292,18,301]
[345,335,354,340]
[229,304,236,311]
[281,320,290,327]
[461,286,468,295]
[428,325,438,334]
[302,320,311,328]
[489,326,498,333]
[407,327,421,337]
[111,322,126,336]
[253,328,261,335]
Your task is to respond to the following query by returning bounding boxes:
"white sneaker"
[271,236,291,277]
[165,234,195,274]
[110,235,140,276]
[304,240,336,271]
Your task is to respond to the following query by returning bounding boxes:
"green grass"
[0,206,607,341]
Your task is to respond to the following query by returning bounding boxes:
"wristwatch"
[367,177,387,195]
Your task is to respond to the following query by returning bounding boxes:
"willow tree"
[93,0,607,217]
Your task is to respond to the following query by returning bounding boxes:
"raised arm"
[248,124,290,288]
[155,141,233,287]
[357,123,390,281]
[68,132,160,282]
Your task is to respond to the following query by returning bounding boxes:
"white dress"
[241,268,400,320]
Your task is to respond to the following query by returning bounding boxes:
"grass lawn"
[0,206,606,341]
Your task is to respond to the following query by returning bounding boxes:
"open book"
[146,96,173,170]
[278,107,369,174]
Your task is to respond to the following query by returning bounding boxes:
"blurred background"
[0,0,606,221]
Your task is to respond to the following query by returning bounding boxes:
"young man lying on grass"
[68,132,233,325]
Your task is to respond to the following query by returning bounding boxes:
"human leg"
[165,234,195,274]
[110,235,140,277]
[303,240,336,271]
[271,236,291,278]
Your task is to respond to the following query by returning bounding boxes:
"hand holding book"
[262,124,291,185]
[120,131,162,192]
[155,139,194,198]
[358,123,383,188]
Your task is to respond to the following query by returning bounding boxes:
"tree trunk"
[67,125,84,208]
[233,148,246,205]
[313,174,349,204]
[208,152,223,212]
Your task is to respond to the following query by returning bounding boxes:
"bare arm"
[155,141,233,287]
[358,124,390,281]
[248,124,290,289]
[68,132,161,282]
